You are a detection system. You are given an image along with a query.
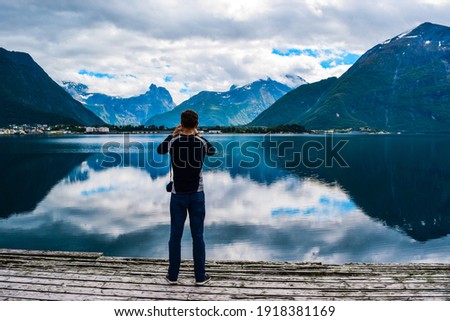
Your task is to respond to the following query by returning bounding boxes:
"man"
[157,110,216,286]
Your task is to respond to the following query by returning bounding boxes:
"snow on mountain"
[61,82,175,126]
[280,74,308,88]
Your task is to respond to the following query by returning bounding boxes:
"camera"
[166,181,173,192]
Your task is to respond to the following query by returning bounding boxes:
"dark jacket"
[157,134,216,193]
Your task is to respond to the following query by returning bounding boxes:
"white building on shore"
[85,127,110,133]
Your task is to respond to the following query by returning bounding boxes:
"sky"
[0,0,449,104]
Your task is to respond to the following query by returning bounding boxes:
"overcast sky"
[1,0,449,103]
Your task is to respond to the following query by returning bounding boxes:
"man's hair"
[180,110,199,128]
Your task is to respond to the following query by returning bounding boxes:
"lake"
[0,133,449,264]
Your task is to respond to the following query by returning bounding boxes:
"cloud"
[0,0,449,103]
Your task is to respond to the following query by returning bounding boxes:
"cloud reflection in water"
[1,160,450,263]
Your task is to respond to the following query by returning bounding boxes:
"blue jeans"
[168,191,206,282]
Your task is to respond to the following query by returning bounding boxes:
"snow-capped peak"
[281,74,308,89]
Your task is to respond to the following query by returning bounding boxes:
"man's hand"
[172,125,182,136]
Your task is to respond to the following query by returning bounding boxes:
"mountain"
[253,22,450,132]
[62,82,175,126]
[146,78,295,127]
[0,48,105,126]
[250,77,338,127]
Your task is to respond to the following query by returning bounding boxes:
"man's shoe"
[195,274,211,286]
[165,275,178,285]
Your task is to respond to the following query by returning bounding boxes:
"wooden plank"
[1,280,448,300]
[3,280,449,301]
[2,273,449,299]
[2,255,449,277]
[1,272,450,292]
[2,251,449,273]
[0,254,421,268]
[2,267,450,287]
[0,249,103,258]
[2,263,450,283]
[0,289,128,301]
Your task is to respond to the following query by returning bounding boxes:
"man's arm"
[157,135,173,154]
[202,138,216,156]
[206,141,216,156]
[157,126,182,154]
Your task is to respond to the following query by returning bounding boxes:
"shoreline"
[3,130,450,137]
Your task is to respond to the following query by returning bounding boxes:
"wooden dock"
[0,249,449,301]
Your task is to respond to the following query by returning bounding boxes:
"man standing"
[157,110,215,286]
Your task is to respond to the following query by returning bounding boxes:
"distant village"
[0,123,394,136]
[0,124,110,135]
[0,124,224,135]
[0,123,307,135]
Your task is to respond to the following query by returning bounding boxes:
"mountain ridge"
[62,82,175,126]
[146,78,296,127]
[4,22,449,131]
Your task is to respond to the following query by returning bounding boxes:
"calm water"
[0,134,449,263]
